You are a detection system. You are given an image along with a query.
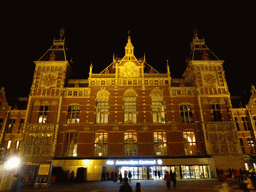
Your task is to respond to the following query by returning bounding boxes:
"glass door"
[142,166,147,179]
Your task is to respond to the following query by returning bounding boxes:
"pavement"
[4,178,256,192]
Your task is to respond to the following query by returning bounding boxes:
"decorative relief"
[119,62,140,77]
[124,88,137,97]
[96,88,110,100]
[150,87,164,99]
[205,123,239,155]
[24,124,55,156]
[113,126,119,132]
[142,126,148,131]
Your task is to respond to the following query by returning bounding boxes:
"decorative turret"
[125,31,134,56]
[190,29,219,61]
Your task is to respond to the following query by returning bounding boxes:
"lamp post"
[0,156,21,191]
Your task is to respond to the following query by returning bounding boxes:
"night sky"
[1,3,255,107]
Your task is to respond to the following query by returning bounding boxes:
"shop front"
[52,156,216,181]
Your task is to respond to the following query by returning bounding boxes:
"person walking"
[119,178,132,192]
[119,172,123,183]
[165,171,171,188]
[243,173,255,192]
[135,182,145,192]
[171,171,177,187]
[10,174,22,192]
[128,171,132,182]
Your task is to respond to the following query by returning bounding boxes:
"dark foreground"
[6,179,256,192]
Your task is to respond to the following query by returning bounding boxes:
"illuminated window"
[94,132,108,156]
[183,131,197,155]
[242,116,251,131]
[67,105,81,124]
[63,132,78,157]
[152,99,165,123]
[96,100,109,124]
[247,138,255,153]
[38,105,48,123]
[6,119,16,133]
[124,89,137,124]
[211,104,222,121]
[180,105,194,123]
[124,98,137,123]
[7,140,11,149]
[15,140,20,150]
[154,132,167,155]
[124,132,137,156]
[18,119,24,133]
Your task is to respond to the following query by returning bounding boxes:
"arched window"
[96,89,110,124]
[124,88,137,124]
[124,132,137,156]
[180,104,194,123]
[151,88,165,123]
[67,105,81,124]
[63,132,78,157]
[94,132,108,156]
[154,132,167,155]
[183,131,197,155]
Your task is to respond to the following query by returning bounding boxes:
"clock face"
[120,62,139,77]
[42,74,56,87]
[204,74,216,84]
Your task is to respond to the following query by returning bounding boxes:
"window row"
[90,79,168,86]
[63,131,197,157]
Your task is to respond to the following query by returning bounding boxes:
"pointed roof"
[38,27,67,61]
[190,29,220,61]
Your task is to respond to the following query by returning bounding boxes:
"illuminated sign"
[106,159,163,166]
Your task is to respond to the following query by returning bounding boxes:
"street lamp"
[4,157,20,170]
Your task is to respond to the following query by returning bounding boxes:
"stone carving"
[150,87,164,99]
[124,88,137,97]
[83,127,90,132]
[113,126,119,131]
[120,62,139,77]
[142,126,148,131]
[96,88,110,100]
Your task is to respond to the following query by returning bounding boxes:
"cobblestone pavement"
[11,179,255,192]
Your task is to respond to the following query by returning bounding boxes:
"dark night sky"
[1,3,255,106]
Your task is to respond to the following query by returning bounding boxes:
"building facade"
[1,28,256,181]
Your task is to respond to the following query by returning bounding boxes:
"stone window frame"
[67,105,81,124]
[154,131,167,155]
[124,131,137,156]
[94,132,108,156]
[179,103,194,123]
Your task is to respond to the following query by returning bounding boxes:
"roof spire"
[125,30,134,56]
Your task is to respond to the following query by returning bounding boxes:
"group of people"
[216,168,256,191]
[119,178,144,192]
[164,170,177,188]
[102,170,118,181]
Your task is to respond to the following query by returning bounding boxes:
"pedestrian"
[114,171,118,182]
[10,174,22,192]
[69,171,74,182]
[158,170,161,179]
[243,173,255,191]
[119,178,132,192]
[119,172,123,183]
[165,171,171,188]
[128,171,132,182]
[106,171,109,181]
[135,182,145,192]
[235,169,241,182]
[214,170,231,192]
[111,171,114,181]
[171,171,177,187]
[124,170,128,179]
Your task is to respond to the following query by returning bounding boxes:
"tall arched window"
[124,132,137,156]
[94,132,108,156]
[154,131,167,155]
[124,88,137,124]
[96,89,110,124]
[183,131,197,155]
[67,105,80,124]
[151,88,165,123]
